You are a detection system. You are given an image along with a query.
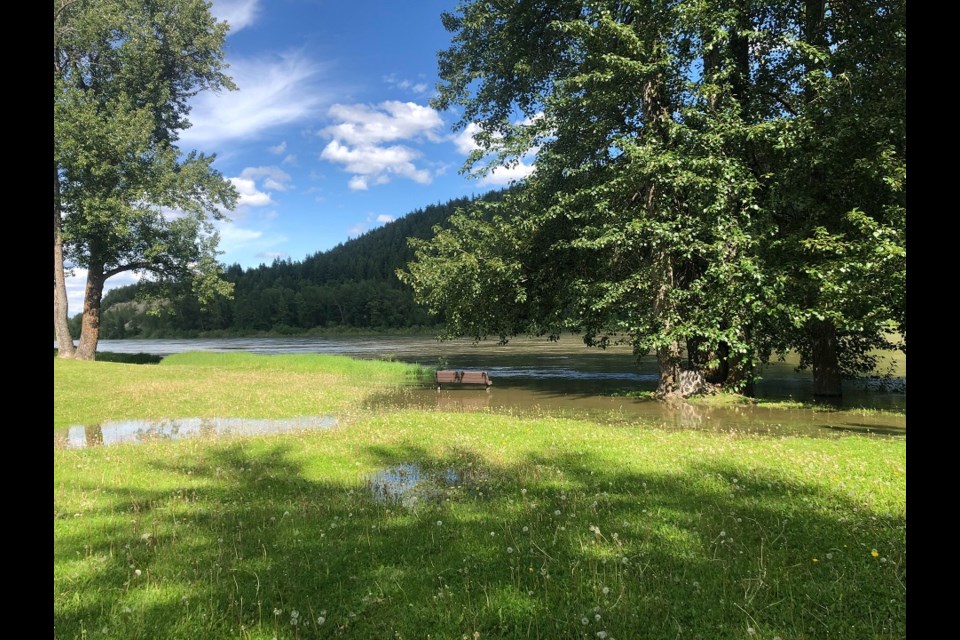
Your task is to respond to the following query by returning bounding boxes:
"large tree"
[54,0,238,360]
[403,0,905,399]
[403,0,775,397]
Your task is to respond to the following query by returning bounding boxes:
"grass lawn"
[54,353,906,639]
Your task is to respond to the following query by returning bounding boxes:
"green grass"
[54,354,906,639]
[54,351,431,429]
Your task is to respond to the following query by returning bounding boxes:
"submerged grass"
[54,354,906,639]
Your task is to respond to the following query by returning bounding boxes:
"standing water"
[55,335,905,447]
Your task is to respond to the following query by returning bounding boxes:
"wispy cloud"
[319,101,444,189]
[382,73,430,96]
[240,166,293,192]
[376,214,395,224]
[180,51,328,149]
[268,141,287,155]
[211,0,261,35]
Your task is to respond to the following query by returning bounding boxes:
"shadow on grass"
[55,440,906,639]
[54,349,164,364]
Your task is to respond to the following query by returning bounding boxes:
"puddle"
[54,415,338,449]
[368,463,489,507]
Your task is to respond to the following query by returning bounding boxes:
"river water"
[55,335,906,447]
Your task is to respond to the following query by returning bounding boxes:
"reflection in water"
[55,415,337,449]
[368,464,488,507]
[365,385,905,439]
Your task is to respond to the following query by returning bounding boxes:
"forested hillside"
[78,193,497,338]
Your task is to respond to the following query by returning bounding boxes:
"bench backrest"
[435,370,492,385]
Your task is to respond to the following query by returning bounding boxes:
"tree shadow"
[55,438,905,639]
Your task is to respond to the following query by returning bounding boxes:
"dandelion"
[720,531,726,537]
[555,510,561,516]
[871,549,879,557]
[812,558,819,563]
[507,547,514,554]
[523,526,529,532]
[595,613,601,622]
[274,608,282,616]
[134,569,142,576]
[597,631,608,639]
[490,531,496,537]
[437,520,443,527]
[747,627,756,636]
[581,617,589,625]
[826,553,834,560]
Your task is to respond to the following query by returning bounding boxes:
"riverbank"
[54,353,906,639]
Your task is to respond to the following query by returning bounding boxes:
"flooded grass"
[54,352,906,638]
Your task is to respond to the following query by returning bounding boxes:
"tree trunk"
[75,264,106,360]
[53,165,75,358]
[811,319,842,399]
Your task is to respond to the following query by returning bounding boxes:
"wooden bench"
[434,370,493,390]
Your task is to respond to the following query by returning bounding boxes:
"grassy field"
[54,353,906,639]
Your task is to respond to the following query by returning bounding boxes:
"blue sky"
[66,0,536,314]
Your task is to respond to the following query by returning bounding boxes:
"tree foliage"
[54,0,238,359]
[401,0,905,398]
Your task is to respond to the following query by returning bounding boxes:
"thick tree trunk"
[810,319,842,399]
[53,165,75,358]
[75,265,106,360]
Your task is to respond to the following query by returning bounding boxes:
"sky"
[65,0,536,315]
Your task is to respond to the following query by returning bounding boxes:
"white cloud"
[211,0,260,34]
[322,101,444,146]
[478,161,537,186]
[240,166,293,191]
[376,214,395,224]
[268,141,287,155]
[348,223,367,237]
[229,177,273,207]
[281,154,297,166]
[256,251,287,261]
[321,140,431,189]
[214,222,289,266]
[180,51,328,148]
[451,122,482,155]
[218,224,264,246]
[451,116,544,186]
[319,101,444,188]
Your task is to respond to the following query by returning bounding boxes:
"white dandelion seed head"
[602,586,610,595]
[581,617,589,625]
